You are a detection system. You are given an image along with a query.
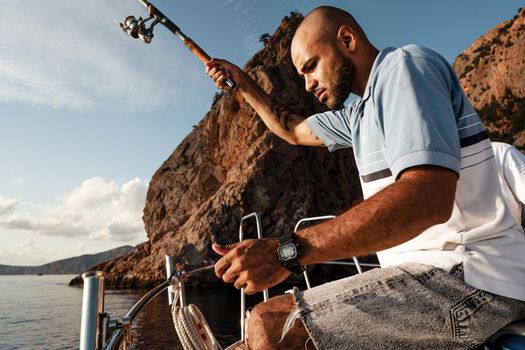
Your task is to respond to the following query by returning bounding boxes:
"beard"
[326,55,356,109]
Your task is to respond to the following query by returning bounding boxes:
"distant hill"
[0,245,133,275]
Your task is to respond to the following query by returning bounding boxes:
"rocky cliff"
[453,6,525,147]
[71,13,362,288]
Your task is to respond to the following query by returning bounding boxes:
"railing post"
[165,255,175,305]
[179,279,186,308]
[238,212,269,342]
[80,271,107,350]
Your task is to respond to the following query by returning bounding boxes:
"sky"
[0,0,523,266]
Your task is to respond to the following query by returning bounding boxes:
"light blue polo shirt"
[307,45,525,301]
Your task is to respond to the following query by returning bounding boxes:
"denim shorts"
[290,263,525,349]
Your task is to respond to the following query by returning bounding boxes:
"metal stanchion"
[166,255,175,305]
[80,271,107,350]
[238,212,269,342]
[179,279,187,308]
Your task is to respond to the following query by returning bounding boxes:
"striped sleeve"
[376,53,461,179]
[307,104,355,152]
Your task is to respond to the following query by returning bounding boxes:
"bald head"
[292,6,366,50]
[290,6,378,98]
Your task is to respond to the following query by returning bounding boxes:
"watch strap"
[284,258,304,274]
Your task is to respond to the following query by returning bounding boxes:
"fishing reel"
[118,0,237,89]
[120,7,159,44]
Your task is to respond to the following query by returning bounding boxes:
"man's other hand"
[212,239,291,294]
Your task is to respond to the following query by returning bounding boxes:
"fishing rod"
[120,0,236,88]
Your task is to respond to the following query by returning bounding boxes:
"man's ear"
[337,25,356,51]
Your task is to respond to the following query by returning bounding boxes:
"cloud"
[17,239,35,248]
[0,244,61,266]
[60,177,119,209]
[0,196,18,216]
[0,177,148,242]
[0,1,204,112]
[9,177,24,186]
[74,242,87,253]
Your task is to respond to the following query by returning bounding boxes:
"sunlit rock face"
[453,6,525,147]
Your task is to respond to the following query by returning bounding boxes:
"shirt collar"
[360,47,397,102]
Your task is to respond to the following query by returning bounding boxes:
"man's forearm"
[237,71,306,144]
[296,166,457,265]
[207,58,322,146]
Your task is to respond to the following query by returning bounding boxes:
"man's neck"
[353,47,380,97]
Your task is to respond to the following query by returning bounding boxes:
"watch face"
[280,244,297,260]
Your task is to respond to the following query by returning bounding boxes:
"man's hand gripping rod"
[120,0,236,88]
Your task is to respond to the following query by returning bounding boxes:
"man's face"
[292,37,356,109]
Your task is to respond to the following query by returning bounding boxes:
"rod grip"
[183,38,237,88]
[183,38,211,63]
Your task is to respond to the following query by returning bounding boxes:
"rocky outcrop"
[453,6,525,147]
[71,13,362,288]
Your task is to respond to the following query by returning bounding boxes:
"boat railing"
[293,215,379,290]
[238,212,268,342]
[79,212,525,349]
[77,212,407,350]
[80,262,215,350]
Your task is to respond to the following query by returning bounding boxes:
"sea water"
[0,275,243,349]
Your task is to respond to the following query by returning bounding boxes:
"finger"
[209,64,229,78]
[210,71,229,89]
[205,62,213,73]
[223,269,239,284]
[244,282,257,295]
[234,277,248,290]
[207,58,226,66]
[222,258,244,283]
[212,242,237,256]
[211,71,225,81]
[214,256,232,279]
[220,72,230,82]
[207,66,220,77]
[215,243,243,278]
[205,58,218,67]
[216,75,229,88]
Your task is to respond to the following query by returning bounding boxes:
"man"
[206,6,525,349]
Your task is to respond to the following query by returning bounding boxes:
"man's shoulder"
[399,44,440,57]
[373,45,452,88]
[381,45,447,69]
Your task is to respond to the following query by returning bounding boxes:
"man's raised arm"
[205,58,323,147]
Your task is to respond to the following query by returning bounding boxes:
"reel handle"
[183,38,236,89]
